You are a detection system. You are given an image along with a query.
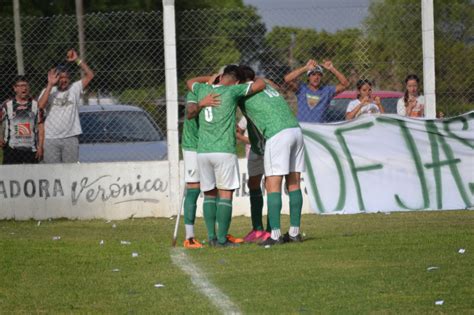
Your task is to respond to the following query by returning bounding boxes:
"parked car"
[325,90,404,122]
[78,105,167,162]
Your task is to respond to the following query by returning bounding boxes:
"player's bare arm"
[236,125,250,144]
[37,68,59,109]
[284,59,317,92]
[36,122,45,160]
[264,78,284,92]
[322,59,349,95]
[67,49,94,89]
[187,93,220,119]
[248,78,266,95]
[374,96,385,113]
[0,113,4,148]
[186,76,212,91]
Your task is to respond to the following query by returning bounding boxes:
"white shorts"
[197,153,240,192]
[264,127,305,176]
[183,150,200,183]
[248,150,264,177]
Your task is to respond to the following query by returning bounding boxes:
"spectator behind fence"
[345,79,384,120]
[397,74,425,118]
[0,76,44,164]
[284,59,349,122]
[38,49,94,163]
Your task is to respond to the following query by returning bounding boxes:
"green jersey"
[238,112,265,156]
[241,84,299,140]
[182,92,199,151]
[192,82,252,154]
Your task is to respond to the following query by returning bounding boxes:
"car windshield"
[79,111,163,144]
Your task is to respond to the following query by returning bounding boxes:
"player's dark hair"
[12,75,28,86]
[222,64,242,82]
[56,64,71,76]
[404,74,420,103]
[356,79,372,99]
[239,65,255,82]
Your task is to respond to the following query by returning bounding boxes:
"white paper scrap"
[52,236,61,241]
[458,248,466,254]
[154,283,165,288]
[99,240,104,245]
[435,300,444,305]
[120,241,131,245]
[132,252,139,257]
[264,245,271,249]
[427,266,439,271]
[112,268,120,272]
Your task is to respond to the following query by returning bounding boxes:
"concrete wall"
[0,159,312,220]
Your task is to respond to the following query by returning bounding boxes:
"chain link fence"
[0,11,167,163]
[0,2,472,163]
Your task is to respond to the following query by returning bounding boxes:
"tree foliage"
[364,0,473,114]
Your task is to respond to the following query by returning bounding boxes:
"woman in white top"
[397,74,425,117]
[345,79,384,120]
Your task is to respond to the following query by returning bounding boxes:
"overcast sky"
[242,0,372,32]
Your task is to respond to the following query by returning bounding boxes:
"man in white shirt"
[38,49,94,163]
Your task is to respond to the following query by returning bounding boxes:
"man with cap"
[284,59,349,122]
[38,49,94,163]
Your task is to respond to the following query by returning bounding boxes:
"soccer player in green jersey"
[181,91,204,249]
[236,116,271,243]
[239,65,305,246]
[186,65,266,247]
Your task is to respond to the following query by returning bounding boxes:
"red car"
[325,90,404,122]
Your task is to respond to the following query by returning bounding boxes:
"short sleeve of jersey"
[326,85,337,98]
[191,82,205,95]
[71,80,84,95]
[346,99,360,113]
[186,91,198,104]
[296,82,305,96]
[231,83,252,98]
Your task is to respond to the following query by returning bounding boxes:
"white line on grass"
[171,248,241,315]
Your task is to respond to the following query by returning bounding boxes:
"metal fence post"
[163,0,180,216]
[13,0,24,75]
[421,0,436,118]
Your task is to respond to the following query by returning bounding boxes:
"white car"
[78,105,167,162]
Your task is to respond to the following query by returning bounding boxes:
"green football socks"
[203,195,217,240]
[184,188,200,239]
[217,198,233,244]
[267,192,282,231]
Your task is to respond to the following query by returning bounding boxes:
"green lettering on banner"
[335,122,383,211]
[302,129,346,213]
[443,113,474,149]
[377,117,429,209]
[425,121,472,209]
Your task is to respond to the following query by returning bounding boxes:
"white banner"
[0,160,312,220]
[301,112,474,213]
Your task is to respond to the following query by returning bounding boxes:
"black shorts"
[2,146,38,164]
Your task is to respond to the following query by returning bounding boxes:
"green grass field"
[1,211,473,313]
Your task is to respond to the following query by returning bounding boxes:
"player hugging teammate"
[181,64,305,248]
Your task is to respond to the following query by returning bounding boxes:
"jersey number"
[204,107,213,122]
[263,87,280,98]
